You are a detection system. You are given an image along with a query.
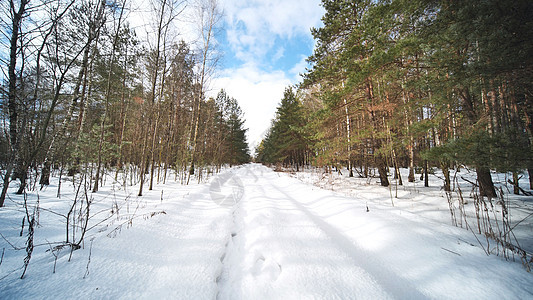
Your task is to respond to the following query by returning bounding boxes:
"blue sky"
[211,0,324,150]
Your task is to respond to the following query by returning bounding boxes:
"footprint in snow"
[252,255,282,281]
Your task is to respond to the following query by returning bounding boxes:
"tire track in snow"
[217,164,427,298]
[215,186,246,300]
[245,163,427,299]
[218,165,387,298]
[215,205,238,299]
[269,182,428,299]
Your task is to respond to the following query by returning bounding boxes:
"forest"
[1,0,533,295]
[1,0,532,204]
[0,0,250,207]
[257,0,533,198]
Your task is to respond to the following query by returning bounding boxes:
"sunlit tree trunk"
[1,0,30,206]
[188,0,221,184]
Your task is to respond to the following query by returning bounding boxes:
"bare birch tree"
[187,0,221,184]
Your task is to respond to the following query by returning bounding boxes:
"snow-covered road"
[1,164,532,299]
[215,164,532,299]
[218,164,420,299]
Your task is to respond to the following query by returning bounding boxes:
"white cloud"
[222,0,323,37]
[272,46,285,63]
[220,0,323,65]
[209,65,293,150]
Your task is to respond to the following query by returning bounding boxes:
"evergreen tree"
[256,87,308,169]
[226,97,251,165]
[215,89,250,166]
[421,0,533,196]
[299,0,532,193]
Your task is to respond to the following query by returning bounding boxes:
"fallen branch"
[441,247,461,256]
[506,179,533,196]
[460,176,478,187]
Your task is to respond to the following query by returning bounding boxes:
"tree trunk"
[188,0,220,184]
[93,0,126,193]
[405,87,415,183]
[138,116,150,197]
[0,165,14,207]
[0,0,28,207]
[441,162,451,192]
[529,168,533,190]
[377,157,389,187]
[39,161,51,188]
[343,93,353,178]
[476,167,496,198]
[149,110,160,190]
[423,159,429,187]
[395,165,403,186]
[49,0,105,182]
[512,171,520,195]
[15,164,27,194]
[115,59,130,181]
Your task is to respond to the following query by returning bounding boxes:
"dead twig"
[460,176,478,187]
[83,239,94,279]
[0,232,23,250]
[46,241,59,274]
[441,247,461,256]
[0,248,5,267]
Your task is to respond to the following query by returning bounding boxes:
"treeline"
[257,0,533,197]
[0,0,249,207]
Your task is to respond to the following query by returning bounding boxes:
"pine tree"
[226,97,251,166]
[256,87,308,169]
[214,89,250,166]
[299,0,532,193]
[421,0,533,196]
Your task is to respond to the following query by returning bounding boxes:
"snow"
[293,167,533,254]
[1,164,532,299]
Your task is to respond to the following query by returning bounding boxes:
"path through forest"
[1,164,532,299]
[214,164,532,299]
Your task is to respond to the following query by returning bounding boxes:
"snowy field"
[0,163,532,299]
